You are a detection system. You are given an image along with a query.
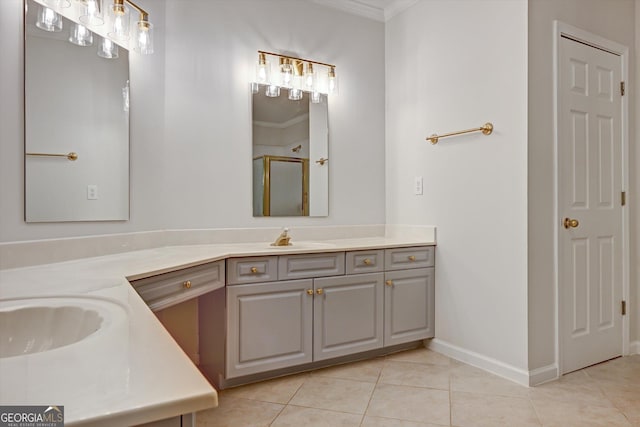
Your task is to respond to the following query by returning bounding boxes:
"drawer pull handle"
[250,267,258,274]
[316,288,324,295]
[183,280,192,289]
[363,258,372,265]
[385,280,393,286]
[306,289,314,295]
[408,255,416,262]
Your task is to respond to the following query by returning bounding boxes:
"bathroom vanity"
[129,243,435,389]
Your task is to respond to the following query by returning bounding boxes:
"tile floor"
[196,346,640,426]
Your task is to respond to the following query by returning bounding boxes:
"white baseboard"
[630,340,640,355]
[528,364,559,386]
[426,338,531,386]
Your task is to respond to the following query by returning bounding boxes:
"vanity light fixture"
[254,51,337,99]
[33,0,155,55]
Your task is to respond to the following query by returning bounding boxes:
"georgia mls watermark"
[0,406,64,427]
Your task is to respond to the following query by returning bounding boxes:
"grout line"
[359,358,384,426]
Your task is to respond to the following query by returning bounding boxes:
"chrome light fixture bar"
[254,50,338,101]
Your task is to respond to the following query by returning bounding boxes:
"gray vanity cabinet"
[384,266,435,345]
[313,273,384,361]
[226,279,313,378]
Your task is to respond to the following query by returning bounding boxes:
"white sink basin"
[0,296,126,359]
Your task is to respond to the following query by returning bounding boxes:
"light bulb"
[265,85,280,98]
[328,67,338,95]
[36,6,63,32]
[280,58,293,88]
[304,63,315,90]
[98,37,119,58]
[108,0,130,40]
[79,0,104,26]
[256,52,270,84]
[133,20,154,54]
[69,23,93,46]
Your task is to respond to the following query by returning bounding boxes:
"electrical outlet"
[87,185,98,200]
[414,176,423,195]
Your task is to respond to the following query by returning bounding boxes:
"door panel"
[559,36,623,373]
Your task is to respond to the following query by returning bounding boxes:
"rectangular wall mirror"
[252,85,328,217]
[24,0,130,222]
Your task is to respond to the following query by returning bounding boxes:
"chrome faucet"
[271,228,291,246]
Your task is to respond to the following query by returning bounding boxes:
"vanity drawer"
[279,252,345,280]
[384,246,435,271]
[346,249,384,274]
[227,256,278,285]
[131,260,225,311]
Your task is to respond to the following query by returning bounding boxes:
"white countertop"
[0,236,435,426]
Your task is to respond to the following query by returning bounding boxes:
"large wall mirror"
[252,85,328,217]
[24,0,130,222]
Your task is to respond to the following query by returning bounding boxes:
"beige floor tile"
[361,416,443,426]
[312,357,385,383]
[288,376,375,414]
[531,398,632,427]
[585,356,640,385]
[196,396,284,427]
[270,405,362,427]
[379,361,450,390]
[366,383,450,425]
[595,380,640,408]
[451,391,540,427]
[620,405,640,426]
[529,370,613,407]
[220,373,309,404]
[450,364,529,398]
[385,347,452,366]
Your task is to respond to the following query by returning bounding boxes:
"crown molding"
[309,0,417,22]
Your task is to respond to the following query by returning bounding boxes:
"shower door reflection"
[253,156,309,216]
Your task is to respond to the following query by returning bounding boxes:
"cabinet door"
[226,279,313,378]
[314,273,384,361]
[384,268,434,346]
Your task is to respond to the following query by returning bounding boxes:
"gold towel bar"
[26,152,78,161]
[426,122,494,145]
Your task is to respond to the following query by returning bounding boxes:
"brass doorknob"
[306,289,314,295]
[385,280,393,286]
[563,218,580,229]
[183,280,192,289]
[316,288,324,295]
[250,267,258,274]
[363,258,372,265]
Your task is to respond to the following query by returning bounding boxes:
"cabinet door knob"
[183,280,192,289]
[306,289,314,295]
[385,280,393,286]
[363,258,372,265]
[250,267,258,274]
[316,288,324,295]
[408,255,416,262]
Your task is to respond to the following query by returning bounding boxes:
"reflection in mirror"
[252,85,328,217]
[24,0,130,222]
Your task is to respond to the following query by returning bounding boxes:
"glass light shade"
[328,73,339,95]
[97,37,119,58]
[304,64,316,90]
[265,85,280,98]
[122,80,130,112]
[79,0,104,26]
[311,91,321,104]
[107,2,130,40]
[43,0,71,8]
[280,61,293,88]
[35,6,63,32]
[69,23,93,46]
[251,82,259,94]
[288,88,303,101]
[133,21,154,54]
[255,61,271,84]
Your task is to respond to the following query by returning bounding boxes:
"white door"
[558,36,624,373]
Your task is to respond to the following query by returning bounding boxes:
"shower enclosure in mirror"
[252,85,328,217]
[24,0,130,222]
